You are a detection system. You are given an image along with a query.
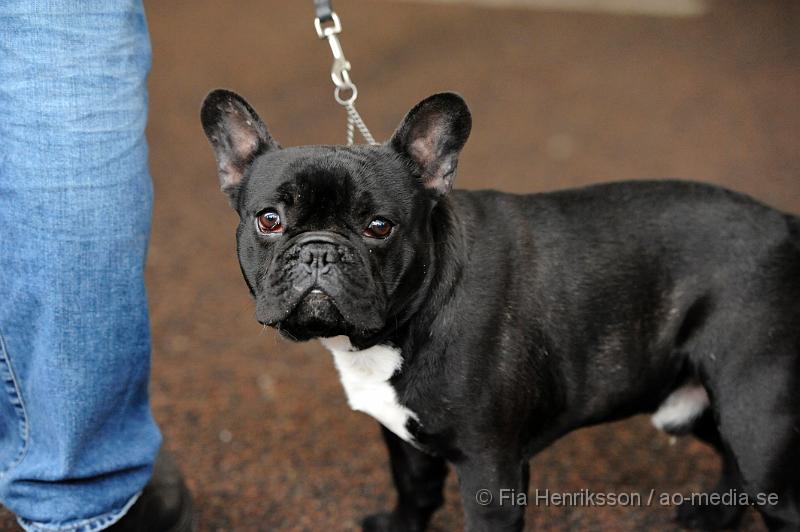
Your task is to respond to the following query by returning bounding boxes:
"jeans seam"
[0,330,30,476]
[17,491,141,532]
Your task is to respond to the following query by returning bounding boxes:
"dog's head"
[200,90,471,344]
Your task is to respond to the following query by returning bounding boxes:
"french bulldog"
[200,89,800,531]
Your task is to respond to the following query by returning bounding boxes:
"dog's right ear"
[388,92,471,197]
[200,89,280,206]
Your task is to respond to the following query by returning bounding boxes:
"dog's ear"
[200,89,280,206]
[389,92,471,196]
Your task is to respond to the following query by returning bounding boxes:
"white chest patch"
[651,383,710,432]
[320,336,419,443]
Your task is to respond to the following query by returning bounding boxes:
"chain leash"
[314,10,378,146]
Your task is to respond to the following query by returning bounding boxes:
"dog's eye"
[363,217,393,239]
[255,210,283,234]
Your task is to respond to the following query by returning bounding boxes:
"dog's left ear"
[200,89,280,206]
[389,92,472,196]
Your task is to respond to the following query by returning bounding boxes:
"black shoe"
[107,449,194,532]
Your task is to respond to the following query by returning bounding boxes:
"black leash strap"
[314,0,334,23]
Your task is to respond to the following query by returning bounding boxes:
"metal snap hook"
[314,12,342,39]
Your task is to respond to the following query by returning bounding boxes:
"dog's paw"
[362,513,395,532]
[362,512,427,532]
[676,498,745,530]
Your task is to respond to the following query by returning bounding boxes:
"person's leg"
[0,1,162,530]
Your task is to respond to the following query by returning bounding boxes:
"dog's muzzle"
[296,233,344,288]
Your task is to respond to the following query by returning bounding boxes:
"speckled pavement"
[1,0,797,530]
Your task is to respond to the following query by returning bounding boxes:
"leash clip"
[314,12,341,38]
[313,8,377,145]
[315,13,352,90]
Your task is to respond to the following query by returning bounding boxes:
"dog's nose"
[300,243,339,274]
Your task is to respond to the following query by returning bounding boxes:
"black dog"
[201,89,800,531]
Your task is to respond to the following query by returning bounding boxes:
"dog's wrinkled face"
[201,90,471,344]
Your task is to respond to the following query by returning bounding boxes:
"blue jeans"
[0,1,161,530]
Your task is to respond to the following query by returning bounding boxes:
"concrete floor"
[1,0,798,530]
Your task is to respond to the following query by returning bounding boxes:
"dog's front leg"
[456,453,528,532]
[362,426,448,532]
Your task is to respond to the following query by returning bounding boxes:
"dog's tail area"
[779,212,800,257]
[788,213,800,244]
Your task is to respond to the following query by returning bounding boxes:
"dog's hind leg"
[704,340,800,532]
[675,410,747,529]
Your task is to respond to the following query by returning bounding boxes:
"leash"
[313,0,378,146]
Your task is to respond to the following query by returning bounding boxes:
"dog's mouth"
[254,234,389,341]
[295,288,338,319]
[271,288,352,342]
